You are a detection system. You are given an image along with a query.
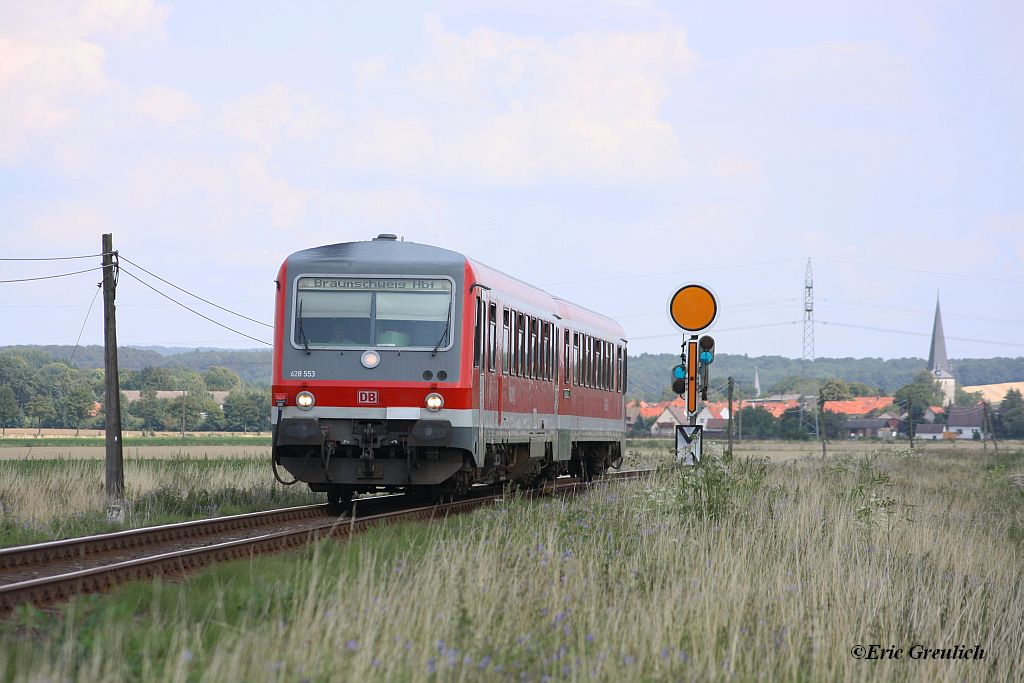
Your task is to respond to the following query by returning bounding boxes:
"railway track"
[0,469,653,614]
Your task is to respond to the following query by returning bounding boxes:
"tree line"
[0,349,270,434]
[629,373,1024,440]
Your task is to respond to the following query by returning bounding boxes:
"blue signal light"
[672,365,686,379]
[699,351,714,364]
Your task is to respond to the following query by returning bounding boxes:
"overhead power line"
[818,320,1024,349]
[547,257,806,287]
[118,255,272,329]
[0,252,111,261]
[0,266,105,283]
[815,256,1024,286]
[118,267,272,347]
[630,320,800,341]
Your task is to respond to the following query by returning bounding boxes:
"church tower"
[928,296,956,406]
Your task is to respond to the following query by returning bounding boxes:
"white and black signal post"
[667,284,719,465]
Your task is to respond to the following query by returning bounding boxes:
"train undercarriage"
[272,415,623,513]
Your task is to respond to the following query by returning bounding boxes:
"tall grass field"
[0,442,1021,681]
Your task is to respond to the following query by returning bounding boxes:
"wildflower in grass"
[463,655,473,666]
[181,649,193,663]
[623,654,635,665]
[345,639,358,651]
[553,611,566,623]
[478,655,491,670]
[426,658,436,674]
[586,634,595,643]
[660,647,671,659]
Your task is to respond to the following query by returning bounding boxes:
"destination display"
[297,277,451,291]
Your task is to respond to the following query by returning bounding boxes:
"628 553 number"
[289,370,316,378]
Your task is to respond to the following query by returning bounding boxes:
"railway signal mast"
[667,284,719,465]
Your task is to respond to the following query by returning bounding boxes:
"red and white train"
[271,234,626,507]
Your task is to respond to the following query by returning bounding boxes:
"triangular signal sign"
[675,424,703,465]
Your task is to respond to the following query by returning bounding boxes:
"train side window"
[604,341,611,390]
[473,297,482,369]
[502,309,510,374]
[532,318,540,379]
[542,322,551,381]
[552,326,559,383]
[488,303,497,372]
[610,344,618,393]
[599,340,605,390]
[618,348,626,395]
[591,337,596,388]
[517,313,526,376]
[563,329,570,385]
[536,320,544,381]
[572,333,580,385]
[526,317,535,379]
[512,311,519,376]
[584,336,591,388]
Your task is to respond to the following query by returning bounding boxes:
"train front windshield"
[293,277,453,349]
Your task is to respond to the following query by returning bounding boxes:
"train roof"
[284,235,626,342]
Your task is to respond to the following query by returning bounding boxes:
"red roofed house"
[822,396,894,417]
[651,406,688,437]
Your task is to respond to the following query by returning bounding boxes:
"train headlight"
[425,392,444,412]
[296,391,315,410]
[361,350,381,369]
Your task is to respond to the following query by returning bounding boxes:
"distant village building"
[928,296,956,406]
[822,396,894,417]
[946,405,987,440]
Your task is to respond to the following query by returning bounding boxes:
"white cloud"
[0,0,169,164]
[350,15,696,183]
[352,57,389,88]
[134,86,200,123]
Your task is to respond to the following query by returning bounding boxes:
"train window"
[502,309,510,374]
[584,336,591,388]
[473,297,483,368]
[604,341,610,390]
[488,303,497,372]
[526,317,534,379]
[517,312,526,376]
[511,311,519,376]
[618,348,626,395]
[536,319,544,378]
[293,288,372,347]
[541,323,550,381]
[563,329,570,385]
[616,346,622,392]
[572,333,580,385]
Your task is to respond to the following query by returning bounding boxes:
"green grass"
[0,436,271,448]
[1,445,1021,681]
[0,457,318,547]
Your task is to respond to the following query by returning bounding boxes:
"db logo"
[357,390,378,404]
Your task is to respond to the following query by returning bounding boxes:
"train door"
[556,326,572,462]
[473,289,489,468]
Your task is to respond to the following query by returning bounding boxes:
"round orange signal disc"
[668,284,718,332]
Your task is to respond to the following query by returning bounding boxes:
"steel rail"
[0,469,654,613]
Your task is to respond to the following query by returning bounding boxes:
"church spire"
[928,294,952,376]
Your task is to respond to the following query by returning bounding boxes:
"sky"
[1,0,1022,360]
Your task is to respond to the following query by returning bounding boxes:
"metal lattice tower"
[802,258,815,362]
[799,259,819,438]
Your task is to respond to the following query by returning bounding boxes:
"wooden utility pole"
[982,401,999,454]
[102,234,124,504]
[726,376,734,459]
